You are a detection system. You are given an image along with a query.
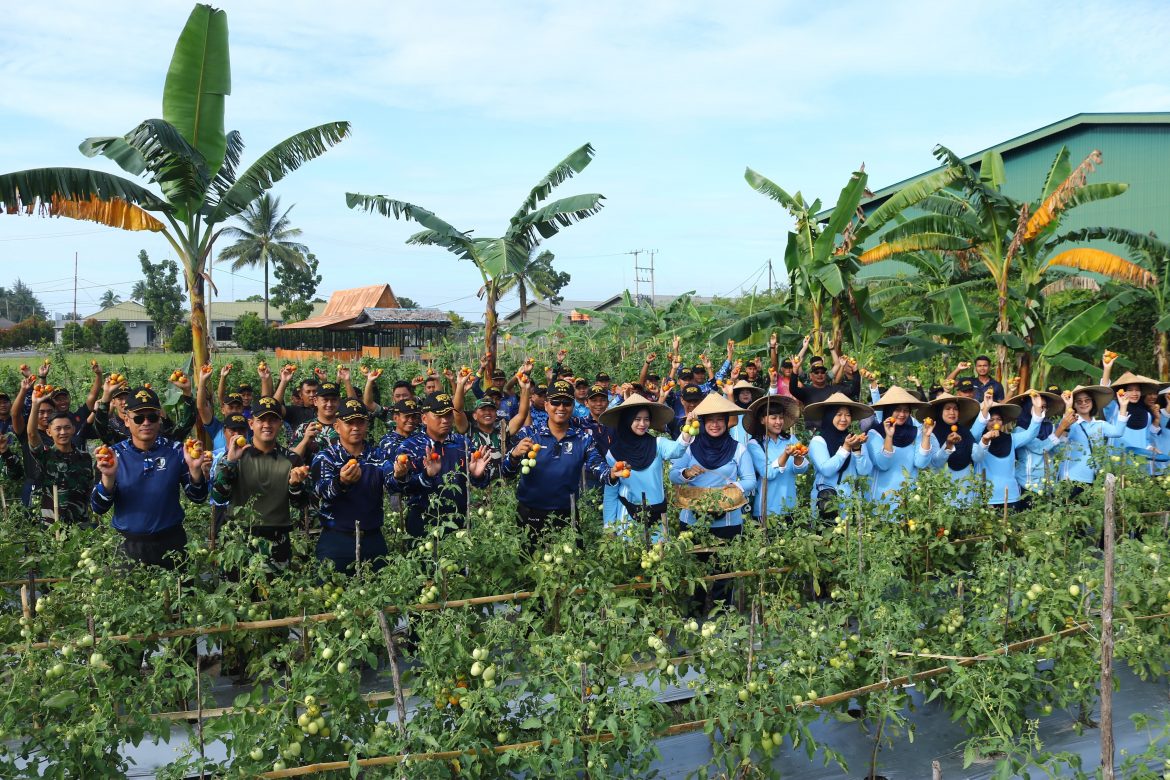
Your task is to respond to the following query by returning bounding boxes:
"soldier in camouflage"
[27,392,94,525]
[292,381,343,463]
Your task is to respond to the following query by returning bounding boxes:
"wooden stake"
[196,661,206,779]
[932,759,942,780]
[1100,473,1117,779]
[52,484,59,523]
[375,611,407,735]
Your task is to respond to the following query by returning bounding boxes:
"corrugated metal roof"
[82,301,151,322]
[206,301,327,322]
[279,285,398,329]
[353,308,451,324]
[501,292,713,323]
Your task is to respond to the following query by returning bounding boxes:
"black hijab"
[890,416,918,448]
[689,415,738,470]
[1127,393,1151,430]
[1016,406,1053,439]
[817,412,849,455]
[609,407,658,472]
[988,421,1013,458]
[933,424,975,471]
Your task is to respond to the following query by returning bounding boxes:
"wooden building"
[276,284,450,361]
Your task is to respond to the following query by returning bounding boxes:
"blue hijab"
[690,415,738,470]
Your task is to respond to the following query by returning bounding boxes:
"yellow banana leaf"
[1044,248,1154,287]
[49,195,164,232]
[1022,150,1101,241]
[858,233,970,264]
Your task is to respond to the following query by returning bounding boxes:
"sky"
[2,0,1170,321]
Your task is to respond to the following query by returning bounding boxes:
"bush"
[0,317,54,349]
[100,319,130,354]
[83,318,103,346]
[233,311,275,351]
[169,323,192,353]
[60,321,94,350]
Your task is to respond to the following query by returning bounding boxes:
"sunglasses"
[547,399,574,408]
[131,413,160,425]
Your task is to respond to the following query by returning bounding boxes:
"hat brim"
[599,394,674,430]
[1112,372,1162,397]
[742,395,800,437]
[691,393,747,419]
[1006,391,1066,420]
[802,395,874,426]
[871,386,930,410]
[338,412,370,422]
[1071,385,1115,416]
[988,403,1023,425]
[916,394,981,428]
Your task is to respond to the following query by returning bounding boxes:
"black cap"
[810,364,828,374]
[224,413,249,431]
[574,378,588,388]
[587,383,608,399]
[548,380,574,401]
[680,384,705,403]
[224,391,245,405]
[780,359,793,369]
[316,382,341,398]
[679,369,694,381]
[0,391,9,400]
[956,377,976,392]
[533,383,548,395]
[51,386,70,397]
[237,383,254,393]
[1045,384,1060,394]
[485,387,503,399]
[392,397,421,415]
[691,364,706,374]
[491,369,506,380]
[125,387,161,413]
[422,392,455,415]
[595,372,611,382]
[253,396,284,419]
[338,398,369,422]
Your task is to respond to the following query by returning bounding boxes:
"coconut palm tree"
[0,4,348,369]
[98,289,122,309]
[347,144,604,376]
[859,145,1165,387]
[217,194,308,326]
[500,249,570,323]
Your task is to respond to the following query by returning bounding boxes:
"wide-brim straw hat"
[1070,385,1115,416]
[988,403,1023,426]
[692,393,747,419]
[802,392,874,427]
[915,392,980,428]
[727,380,766,403]
[1112,371,1161,397]
[871,385,930,411]
[1006,390,1066,420]
[742,395,801,437]
[598,393,674,431]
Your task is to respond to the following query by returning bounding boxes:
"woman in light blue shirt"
[601,394,692,529]
[727,380,765,446]
[1103,372,1161,458]
[669,393,758,537]
[742,395,807,520]
[803,392,874,519]
[1055,384,1128,495]
[917,393,983,506]
[865,386,934,503]
[1007,389,1065,495]
[972,395,1043,510]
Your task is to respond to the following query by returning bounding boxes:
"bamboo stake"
[376,611,407,735]
[196,661,206,780]
[1100,473,1117,779]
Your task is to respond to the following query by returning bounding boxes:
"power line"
[717,261,769,298]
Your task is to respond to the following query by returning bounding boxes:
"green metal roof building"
[854,112,1170,251]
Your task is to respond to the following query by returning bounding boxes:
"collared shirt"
[972,377,1005,403]
[90,436,208,535]
[312,440,397,532]
[209,444,308,529]
[294,417,340,462]
[501,420,609,510]
[29,443,94,524]
[396,431,490,514]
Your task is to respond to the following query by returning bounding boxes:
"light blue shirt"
[865,429,933,501]
[1014,424,1062,493]
[1104,400,1156,453]
[669,442,758,528]
[926,416,986,506]
[747,434,809,517]
[1058,415,1128,484]
[807,434,872,513]
[605,435,688,523]
[972,415,1040,505]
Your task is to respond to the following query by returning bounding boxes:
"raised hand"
[423,444,443,477]
[468,447,491,479]
[339,457,362,485]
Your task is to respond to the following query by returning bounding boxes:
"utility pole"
[630,249,657,307]
[72,252,78,349]
[767,258,774,294]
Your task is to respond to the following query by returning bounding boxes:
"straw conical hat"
[871,385,930,410]
[1070,385,1114,417]
[802,392,874,426]
[1112,371,1161,397]
[598,393,674,431]
[728,380,766,403]
[988,403,1023,425]
[742,395,801,437]
[915,392,980,428]
[692,393,747,418]
[1006,390,1066,420]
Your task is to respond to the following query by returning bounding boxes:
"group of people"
[0,342,1164,572]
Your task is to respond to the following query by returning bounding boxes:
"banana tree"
[744,163,960,354]
[347,143,603,377]
[0,4,349,368]
[859,145,1162,387]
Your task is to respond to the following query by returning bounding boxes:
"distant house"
[276,284,451,362]
[500,292,714,330]
[207,300,327,347]
[58,301,157,349]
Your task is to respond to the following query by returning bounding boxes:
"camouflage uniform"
[29,444,94,525]
[292,418,340,463]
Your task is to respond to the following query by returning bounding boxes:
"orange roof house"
[276,284,450,362]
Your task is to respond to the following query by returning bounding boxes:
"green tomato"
[249,747,264,761]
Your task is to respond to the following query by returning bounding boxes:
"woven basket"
[671,484,747,512]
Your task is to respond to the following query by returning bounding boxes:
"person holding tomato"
[312,398,408,573]
[90,387,209,569]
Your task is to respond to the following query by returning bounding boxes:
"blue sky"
[2,0,1170,320]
